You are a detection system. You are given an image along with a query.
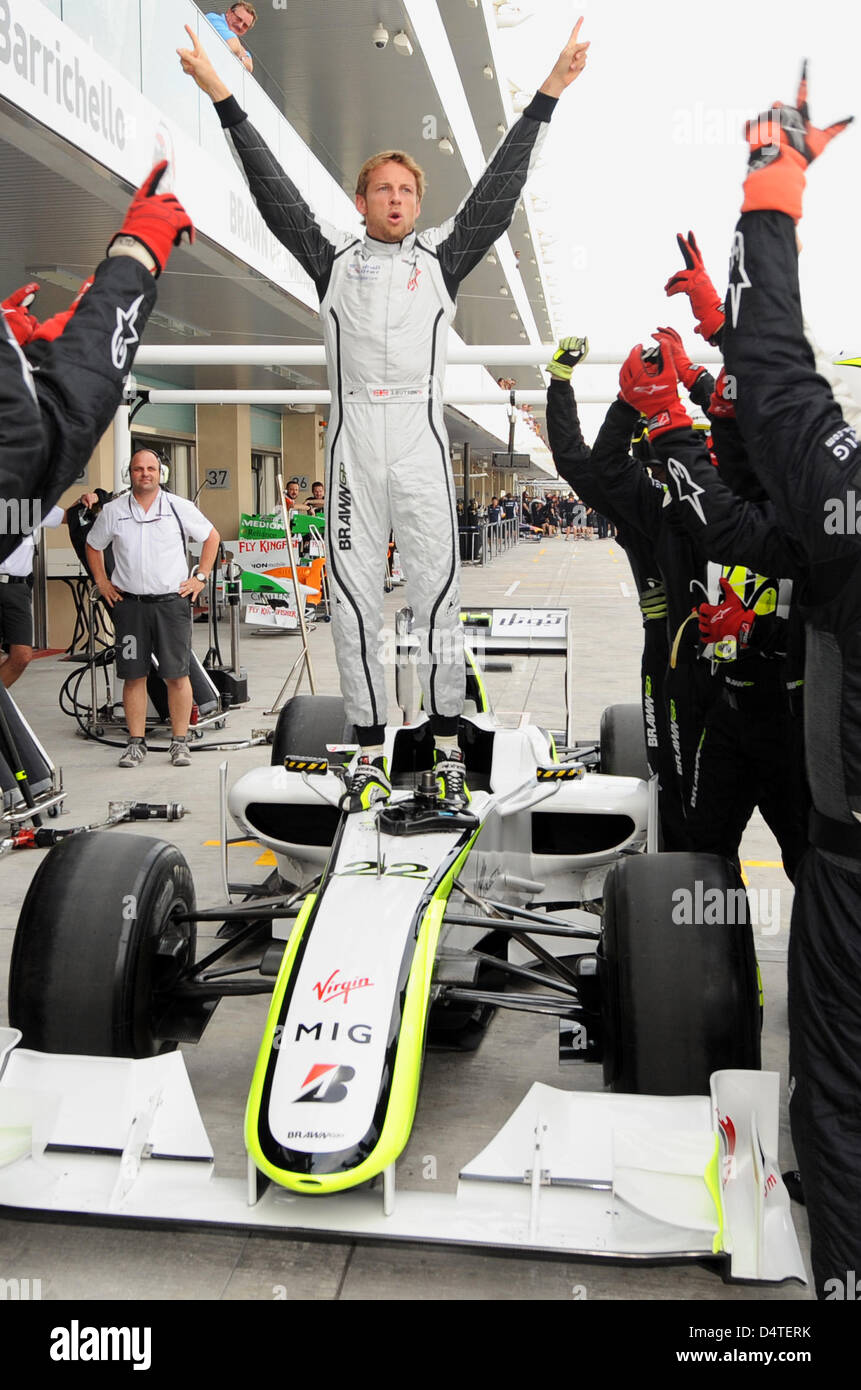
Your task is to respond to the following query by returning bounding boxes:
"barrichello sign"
[0,0,127,151]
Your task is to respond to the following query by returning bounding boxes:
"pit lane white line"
[504,581,521,596]
[620,582,631,598]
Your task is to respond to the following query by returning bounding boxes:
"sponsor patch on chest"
[347,260,382,282]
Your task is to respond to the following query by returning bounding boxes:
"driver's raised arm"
[177,25,346,296]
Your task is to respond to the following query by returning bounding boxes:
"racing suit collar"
[363,231,418,257]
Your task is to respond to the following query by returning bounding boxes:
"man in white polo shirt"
[86,450,219,767]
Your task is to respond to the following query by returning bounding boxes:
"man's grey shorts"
[113,593,192,680]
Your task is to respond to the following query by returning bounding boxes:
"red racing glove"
[742,62,853,222]
[29,278,94,344]
[1,283,40,346]
[708,366,736,420]
[664,231,725,342]
[652,326,706,392]
[619,343,692,439]
[107,161,194,276]
[697,577,755,651]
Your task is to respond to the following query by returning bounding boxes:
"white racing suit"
[215,93,556,738]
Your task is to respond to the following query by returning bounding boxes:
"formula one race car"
[0,609,804,1282]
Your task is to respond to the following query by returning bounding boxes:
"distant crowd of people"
[452,490,615,543]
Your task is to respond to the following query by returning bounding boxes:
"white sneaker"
[119,740,147,768]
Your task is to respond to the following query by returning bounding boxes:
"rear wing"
[395,607,574,747]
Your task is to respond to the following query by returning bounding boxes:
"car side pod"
[243,802,485,1195]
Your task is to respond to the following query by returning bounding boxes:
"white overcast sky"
[495,0,861,436]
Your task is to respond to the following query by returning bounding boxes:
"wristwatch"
[192,566,209,583]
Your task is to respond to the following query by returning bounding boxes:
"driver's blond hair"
[355,151,426,204]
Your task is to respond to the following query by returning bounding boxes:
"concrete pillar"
[281,410,326,495]
[195,404,253,539]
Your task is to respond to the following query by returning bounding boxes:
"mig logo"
[294,1063,355,1104]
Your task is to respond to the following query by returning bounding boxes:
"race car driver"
[0,164,193,567]
[177,19,590,809]
[721,66,860,1298]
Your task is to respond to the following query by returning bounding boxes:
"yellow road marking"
[204,838,275,867]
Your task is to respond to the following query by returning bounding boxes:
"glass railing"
[53,0,349,188]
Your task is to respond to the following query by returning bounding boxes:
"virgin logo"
[313,969,374,1005]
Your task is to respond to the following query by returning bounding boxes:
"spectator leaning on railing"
[204,4,257,74]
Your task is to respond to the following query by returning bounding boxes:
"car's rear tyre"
[9,832,195,1058]
[599,852,760,1095]
[599,703,650,781]
[270,694,350,767]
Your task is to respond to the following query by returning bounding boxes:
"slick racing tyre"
[599,703,650,781]
[9,832,196,1058]
[271,694,350,767]
[599,852,760,1095]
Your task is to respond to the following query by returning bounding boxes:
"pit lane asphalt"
[0,533,812,1301]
